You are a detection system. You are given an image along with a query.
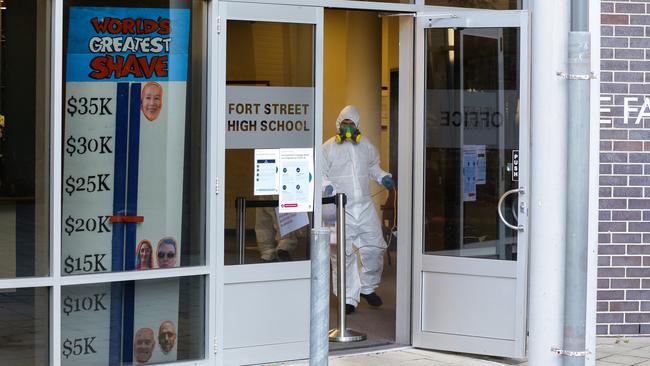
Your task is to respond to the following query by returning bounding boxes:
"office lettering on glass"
[426,90,519,149]
[62,6,190,366]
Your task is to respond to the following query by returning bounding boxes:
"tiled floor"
[281,337,650,366]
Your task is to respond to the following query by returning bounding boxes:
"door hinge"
[216,177,220,195]
[213,337,218,354]
[217,16,221,35]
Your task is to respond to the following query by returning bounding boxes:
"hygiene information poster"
[475,145,486,185]
[462,145,478,202]
[278,148,314,213]
[464,144,486,185]
[61,6,189,365]
[254,149,280,195]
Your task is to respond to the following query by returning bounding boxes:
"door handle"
[498,187,524,231]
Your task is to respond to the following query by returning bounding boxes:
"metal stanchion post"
[236,197,246,265]
[310,229,330,365]
[329,193,366,342]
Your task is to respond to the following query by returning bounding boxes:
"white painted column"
[528,0,570,365]
[585,0,601,365]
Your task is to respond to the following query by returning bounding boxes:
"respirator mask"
[335,122,362,143]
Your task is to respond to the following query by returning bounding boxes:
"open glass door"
[216,2,323,365]
[412,9,529,358]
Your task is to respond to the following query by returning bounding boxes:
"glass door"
[215,2,323,365]
[412,9,529,358]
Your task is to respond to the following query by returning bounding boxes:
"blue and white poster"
[463,145,478,202]
[61,7,189,365]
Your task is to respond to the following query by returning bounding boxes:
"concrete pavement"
[277,337,650,366]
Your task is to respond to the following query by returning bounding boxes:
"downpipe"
[560,23,592,366]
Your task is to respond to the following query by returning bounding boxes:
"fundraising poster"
[61,7,189,365]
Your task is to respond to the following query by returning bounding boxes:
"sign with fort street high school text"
[226,86,314,149]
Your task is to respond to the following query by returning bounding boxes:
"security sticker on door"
[279,148,314,213]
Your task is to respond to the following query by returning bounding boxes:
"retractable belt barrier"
[234,194,366,344]
[235,196,338,265]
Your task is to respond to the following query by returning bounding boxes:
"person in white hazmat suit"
[322,105,395,314]
[255,201,297,262]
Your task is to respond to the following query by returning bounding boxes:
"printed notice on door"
[254,149,280,195]
[278,148,314,213]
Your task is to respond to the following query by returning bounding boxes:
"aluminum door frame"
[412,9,530,358]
[215,2,323,365]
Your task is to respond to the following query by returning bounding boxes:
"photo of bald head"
[134,327,155,364]
[158,320,177,354]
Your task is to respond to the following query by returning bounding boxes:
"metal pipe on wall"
[562,32,590,366]
[563,0,591,365]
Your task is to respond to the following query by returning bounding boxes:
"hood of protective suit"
[336,105,361,129]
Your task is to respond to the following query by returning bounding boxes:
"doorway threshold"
[329,343,411,357]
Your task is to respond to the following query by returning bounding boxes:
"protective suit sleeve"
[321,142,334,190]
[367,141,390,185]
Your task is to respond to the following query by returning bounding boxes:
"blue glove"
[324,185,334,197]
[382,176,395,190]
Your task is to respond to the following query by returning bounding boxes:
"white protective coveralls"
[322,105,389,307]
[255,206,298,261]
[255,196,298,261]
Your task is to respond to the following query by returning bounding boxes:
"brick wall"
[599,1,650,336]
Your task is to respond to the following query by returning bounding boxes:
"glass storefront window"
[225,20,315,265]
[424,27,520,260]
[61,276,205,365]
[0,287,49,366]
[61,0,207,275]
[425,0,521,9]
[0,0,50,278]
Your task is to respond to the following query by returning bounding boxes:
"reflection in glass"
[61,276,205,365]
[425,0,521,9]
[0,1,50,278]
[61,1,207,274]
[225,21,315,265]
[0,287,49,365]
[424,28,520,260]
